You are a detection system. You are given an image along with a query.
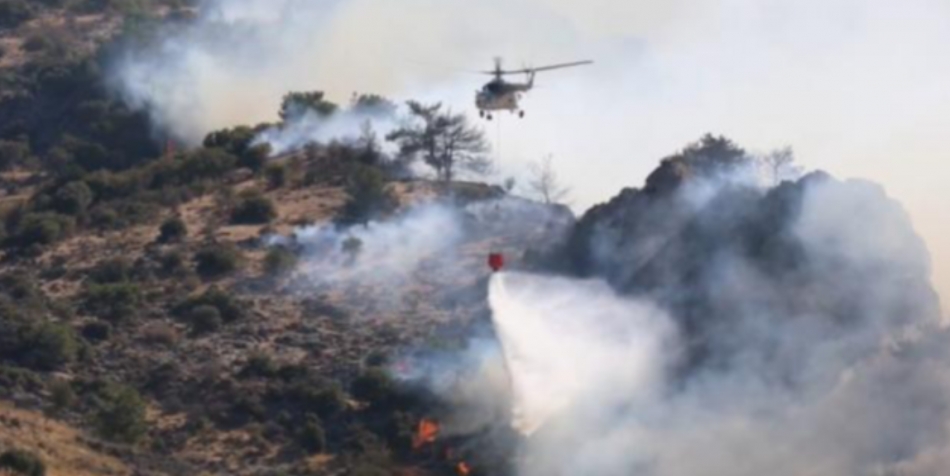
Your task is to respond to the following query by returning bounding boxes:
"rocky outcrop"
[565,135,942,373]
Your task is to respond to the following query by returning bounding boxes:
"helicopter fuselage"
[475,79,531,112]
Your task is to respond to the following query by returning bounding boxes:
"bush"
[174,148,238,185]
[187,305,221,334]
[4,212,75,248]
[50,378,76,412]
[240,143,271,172]
[19,321,79,371]
[263,246,297,276]
[88,258,132,284]
[157,217,187,243]
[194,244,242,279]
[174,287,245,323]
[51,181,94,216]
[264,163,287,189]
[94,382,147,443]
[140,322,179,347]
[297,414,326,453]
[83,283,140,323]
[230,192,277,225]
[337,165,395,226]
[81,321,111,343]
[351,368,395,407]
[239,351,277,379]
[0,449,45,476]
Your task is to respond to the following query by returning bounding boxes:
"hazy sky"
[115,0,950,309]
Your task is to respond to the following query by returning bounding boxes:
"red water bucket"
[488,253,504,272]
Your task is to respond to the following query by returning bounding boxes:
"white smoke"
[251,107,398,156]
[108,0,950,307]
[477,175,950,476]
[489,272,677,436]
[291,202,464,291]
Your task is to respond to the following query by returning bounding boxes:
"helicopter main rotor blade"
[479,60,593,75]
[526,60,594,73]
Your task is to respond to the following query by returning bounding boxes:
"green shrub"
[240,143,271,172]
[240,351,277,379]
[82,283,140,323]
[194,244,242,279]
[297,414,326,453]
[351,368,395,407]
[230,192,277,225]
[337,165,395,226]
[288,380,346,418]
[0,449,45,476]
[5,212,75,248]
[94,382,147,443]
[175,148,238,184]
[187,305,221,334]
[50,378,76,412]
[19,321,79,371]
[157,216,187,243]
[263,246,297,276]
[174,287,245,323]
[88,258,132,284]
[51,181,94,216]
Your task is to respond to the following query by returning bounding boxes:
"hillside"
[1,4,947,476]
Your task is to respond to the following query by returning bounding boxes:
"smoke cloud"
[110,0,950,306]
[483,172,950,476]
[252,107,398,157]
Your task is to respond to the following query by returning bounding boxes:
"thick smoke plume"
[478,168,949,476]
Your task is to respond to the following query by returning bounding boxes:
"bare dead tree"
[759,146,801,185]
[527,155,571,205]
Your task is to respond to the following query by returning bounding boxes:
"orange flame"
[457,461,471,476]
[412,418,440,450]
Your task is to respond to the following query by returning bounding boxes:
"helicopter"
[475,57,593,120]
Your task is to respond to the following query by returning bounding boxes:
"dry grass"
[0,402,130,476]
